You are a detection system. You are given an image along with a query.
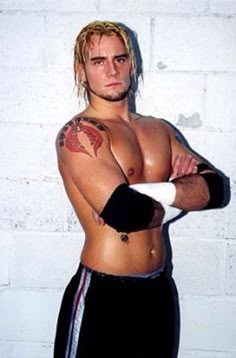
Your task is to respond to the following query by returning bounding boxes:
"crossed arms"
[57,117,224,234]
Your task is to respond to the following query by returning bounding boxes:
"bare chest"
[108,121,172,183]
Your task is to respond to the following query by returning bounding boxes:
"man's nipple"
[127,168,135,177]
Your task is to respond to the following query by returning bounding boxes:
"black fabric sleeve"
[200,172,224,209]
[197,163,224,209]
[100,183,155,233]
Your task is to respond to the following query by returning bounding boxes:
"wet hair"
[73,20,137,102]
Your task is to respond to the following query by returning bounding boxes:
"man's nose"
[107,61,118,76]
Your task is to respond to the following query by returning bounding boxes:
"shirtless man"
[54,21,224,358]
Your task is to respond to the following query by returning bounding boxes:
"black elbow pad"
[100,184,154,233]
[200,172,224,209]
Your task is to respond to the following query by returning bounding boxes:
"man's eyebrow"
[114,53,128,58]
[90,53,128,61]
[90,56,106,61]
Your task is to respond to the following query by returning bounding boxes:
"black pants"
[54,264,175,358]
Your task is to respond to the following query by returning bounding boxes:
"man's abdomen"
[80,225,166,276]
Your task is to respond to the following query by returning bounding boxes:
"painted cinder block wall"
[0,1,235,357]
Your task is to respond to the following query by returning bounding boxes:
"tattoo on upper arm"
[58,117,106,157]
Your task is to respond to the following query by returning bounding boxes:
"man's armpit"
[58,117,106,158]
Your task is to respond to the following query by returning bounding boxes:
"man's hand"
[92,208,105,226]
[170,154,198,180]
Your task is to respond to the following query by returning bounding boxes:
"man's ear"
[129,63,136,81]
[130,64,134,77]
[77,64,86,82]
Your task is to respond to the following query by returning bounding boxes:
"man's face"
[80,34,131,102]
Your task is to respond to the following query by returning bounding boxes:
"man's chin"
[102,91,129,102]
[89,87,129,102]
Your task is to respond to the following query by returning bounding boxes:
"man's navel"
[150,247,156,256]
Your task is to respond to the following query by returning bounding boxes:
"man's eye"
[116,57,126,63]
[94,60,103,65]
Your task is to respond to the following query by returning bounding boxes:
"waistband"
[80,263,165,282]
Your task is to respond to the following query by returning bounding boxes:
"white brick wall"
[0,1,235,357]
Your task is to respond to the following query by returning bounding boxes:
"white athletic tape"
[130,182,176,206]
[130,182,181,224]
[161,204,182,224]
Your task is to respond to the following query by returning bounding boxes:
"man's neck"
[83,95,132,123]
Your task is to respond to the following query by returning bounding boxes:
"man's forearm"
[131,168,224,213]
[130,182,182,224]
[100,183,181,233]
[172,174,210,211]
[100,170,223,233]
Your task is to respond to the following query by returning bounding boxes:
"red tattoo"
[64,121,103,157]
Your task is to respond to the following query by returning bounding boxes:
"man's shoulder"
[55,114,112,164]
[56,115,108,148]
[137,114,173,131]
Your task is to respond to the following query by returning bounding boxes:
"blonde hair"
[73,20,137,101]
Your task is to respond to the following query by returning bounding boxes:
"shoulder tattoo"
[58,117,106,157]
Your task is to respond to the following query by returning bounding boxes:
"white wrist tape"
[130,182,176,205]
[161,204,182,224]
[130,182,181,224]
